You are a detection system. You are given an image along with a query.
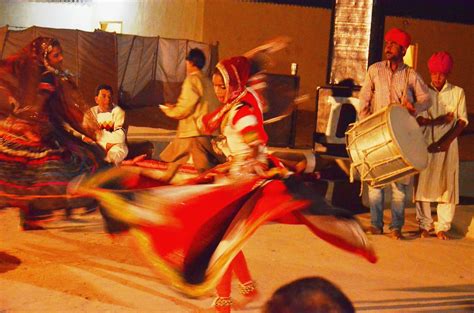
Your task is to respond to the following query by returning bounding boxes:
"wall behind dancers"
[202,3,473,156]
[1,1,472,155]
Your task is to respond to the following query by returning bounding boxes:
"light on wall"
[99,21,122,33]
[403,44,418,69]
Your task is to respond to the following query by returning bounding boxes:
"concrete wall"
[1,1,473,153]
[0,0,204,40]
[202,0,331,112]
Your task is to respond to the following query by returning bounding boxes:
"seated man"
[83,84,128,165]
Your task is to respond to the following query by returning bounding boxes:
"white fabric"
[223,104,253,159]
[416,201,456,232]
[434,203,456,232]
[90,104,128,165]
[415,82,468,204]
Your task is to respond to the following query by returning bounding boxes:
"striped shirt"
[358,61,431,119]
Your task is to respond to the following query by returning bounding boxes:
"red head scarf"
[215,56,250,104]
[428,51,453,74]
[384,28,411,49]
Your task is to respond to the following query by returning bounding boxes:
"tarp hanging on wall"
[0,26,218,129]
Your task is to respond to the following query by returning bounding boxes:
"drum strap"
[400,67,411,104]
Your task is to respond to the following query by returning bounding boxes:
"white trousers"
[415,201,456,232]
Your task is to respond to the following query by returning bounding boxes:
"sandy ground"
[1,206,473,313]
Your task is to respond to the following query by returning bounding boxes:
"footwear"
[212,297,232,313]
[419,229,430,238]
[366,226,383,235]
[436,231,449,240]
[233,281,259,310]
[389,229,403,240]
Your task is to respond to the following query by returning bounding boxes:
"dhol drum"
[346,104,428,187]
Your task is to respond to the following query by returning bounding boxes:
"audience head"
[263,276,355,313]
[186,48,206,70]
[95,84,113,111]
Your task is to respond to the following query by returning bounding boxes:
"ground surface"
[1,206,473,313]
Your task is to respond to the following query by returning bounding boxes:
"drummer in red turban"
[384,27,411,53]
[428,51,454,91]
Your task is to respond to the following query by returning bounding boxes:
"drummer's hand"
[402,100,416,116]
[416,116,430,126]
[105,143,116,152]
[444,112,454,123]
[428,140,450,153]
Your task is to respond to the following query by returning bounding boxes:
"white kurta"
[90,105,128,165]
[415,82,468,204]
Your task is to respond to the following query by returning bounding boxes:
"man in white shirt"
[83,84,128,165]
[415,51,468,240]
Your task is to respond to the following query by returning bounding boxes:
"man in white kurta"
[83,84,128,165]
[415,51,468,240]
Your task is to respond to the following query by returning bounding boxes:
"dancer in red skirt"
[74,39,376,313]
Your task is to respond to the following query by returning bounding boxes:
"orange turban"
[384,28,411,49]
[428,51,453,74]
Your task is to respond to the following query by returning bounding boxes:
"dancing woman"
[0,37,104,230]
[74,40,376,313]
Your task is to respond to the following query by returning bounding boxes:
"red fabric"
[384,28,411,49]
[428,51,453,74]
[216,251,252,297]
[216,56,250,103]
[202,56,267,144]
[201,102,230,134]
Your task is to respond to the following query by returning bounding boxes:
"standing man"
[83,84,128,165]
[159,48,220,182]
[358,28,431,239]
[415,52,468,240]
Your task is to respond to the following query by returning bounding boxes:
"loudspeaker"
[263,74,299,147]
[314,85,360,156]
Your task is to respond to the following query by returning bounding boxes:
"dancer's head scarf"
[215,56,251,104]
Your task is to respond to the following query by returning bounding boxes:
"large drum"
[346,105,428,187]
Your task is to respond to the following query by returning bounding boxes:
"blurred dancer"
[74,38,375,313]
[0,37,103,230]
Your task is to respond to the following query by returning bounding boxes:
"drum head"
[388,106,428,170]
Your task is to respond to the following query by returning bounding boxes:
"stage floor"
[1,206,473,312]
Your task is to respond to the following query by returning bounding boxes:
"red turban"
[428,51,453,74]
[384,28,411,49]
